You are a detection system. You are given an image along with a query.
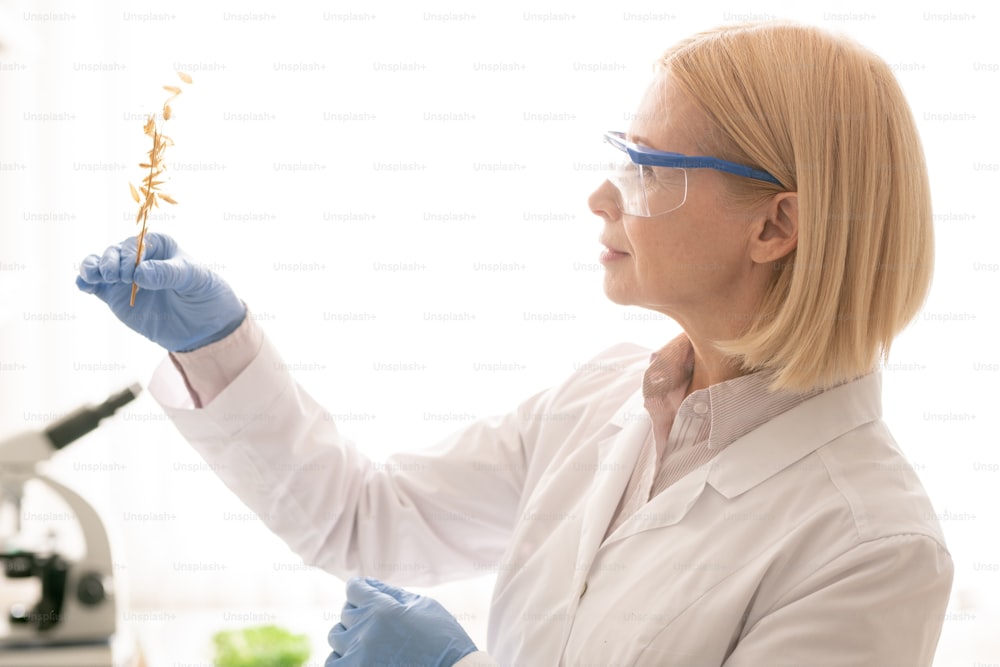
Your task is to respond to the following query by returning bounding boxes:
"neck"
[676,320,751,398]
[653,291,765,398]
[685,342,747,397]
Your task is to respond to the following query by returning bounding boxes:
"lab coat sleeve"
[148,332,552,586]
[719,534,953,667]
[454,651,501,667]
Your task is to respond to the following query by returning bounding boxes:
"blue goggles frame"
[604,131,782,186]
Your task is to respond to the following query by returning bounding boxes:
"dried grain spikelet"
[129,71,193,306]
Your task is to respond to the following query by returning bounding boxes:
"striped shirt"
[605,332,825,540]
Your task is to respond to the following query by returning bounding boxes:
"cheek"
[625,212,743,284]
[624,218,668,255]
[624,218,695,274]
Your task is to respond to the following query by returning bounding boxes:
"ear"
[750,192,798,264]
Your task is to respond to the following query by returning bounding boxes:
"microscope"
[1,385,141,666]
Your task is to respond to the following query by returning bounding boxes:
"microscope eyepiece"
[43,384,142,450]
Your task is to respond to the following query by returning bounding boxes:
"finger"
[98,245,122,283]
[75,274,100,294]
[327,623,347,647]
[112,249,140,285]
[76,275,118,305]
[362,577,420,605]
[326,621,356,664]
[337,602,366,630]
[78,255,103,284]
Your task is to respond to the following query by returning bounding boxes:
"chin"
[603,292,633,306]
[601,279,635,306]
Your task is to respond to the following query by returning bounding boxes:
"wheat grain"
[128,71,193,306]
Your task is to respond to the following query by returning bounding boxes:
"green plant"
[211,624,312,667]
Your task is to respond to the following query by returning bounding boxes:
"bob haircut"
[660,22,934,392]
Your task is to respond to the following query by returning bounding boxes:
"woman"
[78,21,952,667]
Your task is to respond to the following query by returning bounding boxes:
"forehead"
[627,72,705,154]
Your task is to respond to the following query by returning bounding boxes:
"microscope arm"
[30,474,114,573]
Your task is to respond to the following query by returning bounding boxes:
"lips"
[599,237,629,255]
[598,238,630,264]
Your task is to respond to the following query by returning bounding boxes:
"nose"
[588,179,622,223]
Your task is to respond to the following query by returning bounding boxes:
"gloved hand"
[76,232,246,352]
[326,576,478,667]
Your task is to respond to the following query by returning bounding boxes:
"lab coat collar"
[601,456,712,547]
[577,416,652,572]
[597,370,883,549]
[707,370,883,499]
[608,384,647,428]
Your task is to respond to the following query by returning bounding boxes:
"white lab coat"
[149,338,953,667]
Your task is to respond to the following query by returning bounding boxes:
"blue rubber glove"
[326,577,478,667]
[76,232,246,352]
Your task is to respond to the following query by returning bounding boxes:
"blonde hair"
[660,22,934,392]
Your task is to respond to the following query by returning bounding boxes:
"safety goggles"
[603,131,782,217]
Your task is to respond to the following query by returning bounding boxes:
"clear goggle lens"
[606,154,688,217]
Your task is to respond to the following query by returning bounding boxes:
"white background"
[0,1,997,665]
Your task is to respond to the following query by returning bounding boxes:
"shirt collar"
[640,332,825,451]
[697,370,826,450]
[641,332,695,403]
[610,331,864,447]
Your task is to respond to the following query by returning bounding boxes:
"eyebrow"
[625,132,648,146]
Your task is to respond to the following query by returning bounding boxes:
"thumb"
[137,231,180,261]
[344,576,394,607]
[361,577,420,605]
[134,257,198,291]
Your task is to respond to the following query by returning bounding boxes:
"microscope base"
[0,630,139,667]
